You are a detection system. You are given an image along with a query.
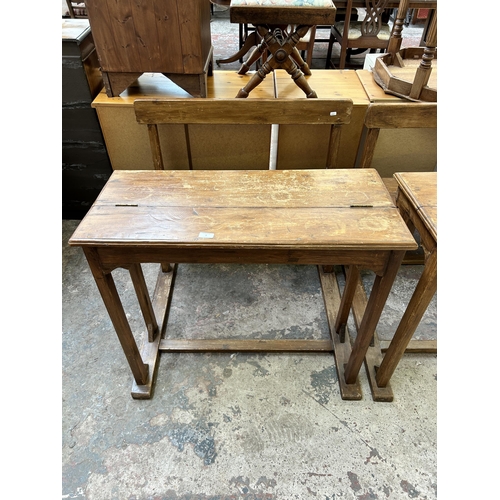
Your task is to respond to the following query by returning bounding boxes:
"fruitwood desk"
[69,169,417,401]
[375,171,437,387]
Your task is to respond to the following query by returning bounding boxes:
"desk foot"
[346,269,394,402]
[318,266,362,400]
[131,264,177,399]
[365,357,394,403]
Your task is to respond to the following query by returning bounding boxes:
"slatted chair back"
[326,0,410,69]
[134,98,353,170]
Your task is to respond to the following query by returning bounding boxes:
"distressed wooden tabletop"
[394,172,437,241]
[69,169,417,251]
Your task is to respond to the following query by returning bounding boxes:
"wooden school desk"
[69,168,417,401]
[375,171,437,387]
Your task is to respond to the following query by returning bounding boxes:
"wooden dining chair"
[296,26,317,68]
[134,98,353,171]
[65,0,87,18]
[326,0,410,69]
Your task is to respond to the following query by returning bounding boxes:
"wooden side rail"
[134,98,353,170]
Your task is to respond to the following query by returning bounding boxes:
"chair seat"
[334,20,391,41]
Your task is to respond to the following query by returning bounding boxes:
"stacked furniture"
[62,19,112,219]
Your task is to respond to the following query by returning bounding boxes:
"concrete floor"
[61,6,438,499]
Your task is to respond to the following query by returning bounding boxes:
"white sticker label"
[198,232,214,238]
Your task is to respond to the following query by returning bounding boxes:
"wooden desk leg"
[348,271,394,402]
[83,248,149,386]
[318,266,362,400]
[335,265,359,341]
[376,249,437,387]
[344,251,405,397]
[131,264,177,399]
[129,263,159,342]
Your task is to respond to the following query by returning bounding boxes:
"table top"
[394,172,437,241]
[214,0,437,7]
[356,70,402,102]
[69,169,417,252]
[230,0,337,25]
[274,69,369,104]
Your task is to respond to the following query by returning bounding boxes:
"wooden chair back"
[66,0,88,18]
[327,0,410,69]
[134,98,353,170]
[357,101,436,265]
[296,26,317,67]
[356,102,437,169]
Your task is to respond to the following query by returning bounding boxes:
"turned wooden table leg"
[281,58,318,98]
[236,61,274,98]
[376,248,437,387]
[237,33,267,75]
[290,46,312,76]
[235,24,317,98]
[409,8,437,100]
[83,248,149,386]
[344,250,405,385]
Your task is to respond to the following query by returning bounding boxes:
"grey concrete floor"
[62,218,437,500]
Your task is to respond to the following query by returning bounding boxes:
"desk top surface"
[70,169,416,251]
[356,70,402,103]
[394,172,437,241]
[275,69,369,103]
